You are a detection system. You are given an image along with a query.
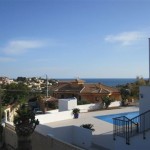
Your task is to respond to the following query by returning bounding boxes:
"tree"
[13,104,39,150]
[120,88,130,105]
[2,83,30,105]
[102,96,114,109]
[117,77,149,103]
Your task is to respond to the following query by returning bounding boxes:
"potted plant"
[80,124,95,132]
[72,108,80,119]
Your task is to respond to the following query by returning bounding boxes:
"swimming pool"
[95,111,139,124]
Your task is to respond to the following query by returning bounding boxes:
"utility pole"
[46,75,48,97]
[149,38,150,85]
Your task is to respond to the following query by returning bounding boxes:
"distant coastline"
[57,78,138,87]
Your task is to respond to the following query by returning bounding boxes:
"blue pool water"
[95,111,139,124]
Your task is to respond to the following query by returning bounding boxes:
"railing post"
[131,120,132,135]
[125,121,130,145]
[113,119,116,140]
[143,114,146,139]
[137,122,139,133]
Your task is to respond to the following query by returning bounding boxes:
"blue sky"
[0,0,150,79]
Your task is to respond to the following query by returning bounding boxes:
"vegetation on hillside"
[1,83,30,105]
[117,77,149,103]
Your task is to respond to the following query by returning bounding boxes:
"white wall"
[139,86,150,114]
[37,102,121,124]
[58,98,121,113]
[58,98,77,112]
[48,126,92,150]
[72,126,92,149]
[51,126,73,143]
[109,101,121,108]
[76,103,100,112]
[76,101,120,112]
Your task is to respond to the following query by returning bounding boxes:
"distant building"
[53,79,121,103]
[0,76,14,85]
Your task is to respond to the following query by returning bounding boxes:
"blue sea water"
[82,78,136,86]
[58,78,136,87]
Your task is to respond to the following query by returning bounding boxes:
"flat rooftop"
[35,106,139,150]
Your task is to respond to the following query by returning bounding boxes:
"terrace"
[35,106,139,150]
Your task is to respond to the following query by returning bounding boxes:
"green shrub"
[80,124,95,132]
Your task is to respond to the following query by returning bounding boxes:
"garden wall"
[36,102,120,124]
[4,122,84,150]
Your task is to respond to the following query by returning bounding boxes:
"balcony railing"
[113,110,150,144]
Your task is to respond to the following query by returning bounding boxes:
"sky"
[0,0,150,79]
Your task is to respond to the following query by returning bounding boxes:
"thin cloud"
[2,40,45,55]
[105,31,145,46]
[0,57,16,62]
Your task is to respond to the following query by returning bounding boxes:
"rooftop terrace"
[35,106,139,150]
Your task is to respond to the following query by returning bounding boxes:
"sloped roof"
[81,83,119,94]
[54,82,119,94]
[54,83,84,92]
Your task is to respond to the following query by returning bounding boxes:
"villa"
[53,79,121,103]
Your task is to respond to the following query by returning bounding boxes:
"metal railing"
[113,110,150,144]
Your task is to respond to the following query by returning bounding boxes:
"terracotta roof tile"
[54,83,84,92]
[54,82,119,94]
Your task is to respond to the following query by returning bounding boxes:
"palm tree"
[13,104,39,150]
[80,124,95,132]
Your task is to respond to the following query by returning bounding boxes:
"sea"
[57,78,137,87]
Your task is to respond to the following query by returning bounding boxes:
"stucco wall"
[72,126,92,149]
[76,103,101,112]
[49,125,92,149]
[109,101,121,108]
[32,131,83,150]
[58,98,77,112]
[139,86,150,114]
[5,123,18,149]
[4,123,84,150]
